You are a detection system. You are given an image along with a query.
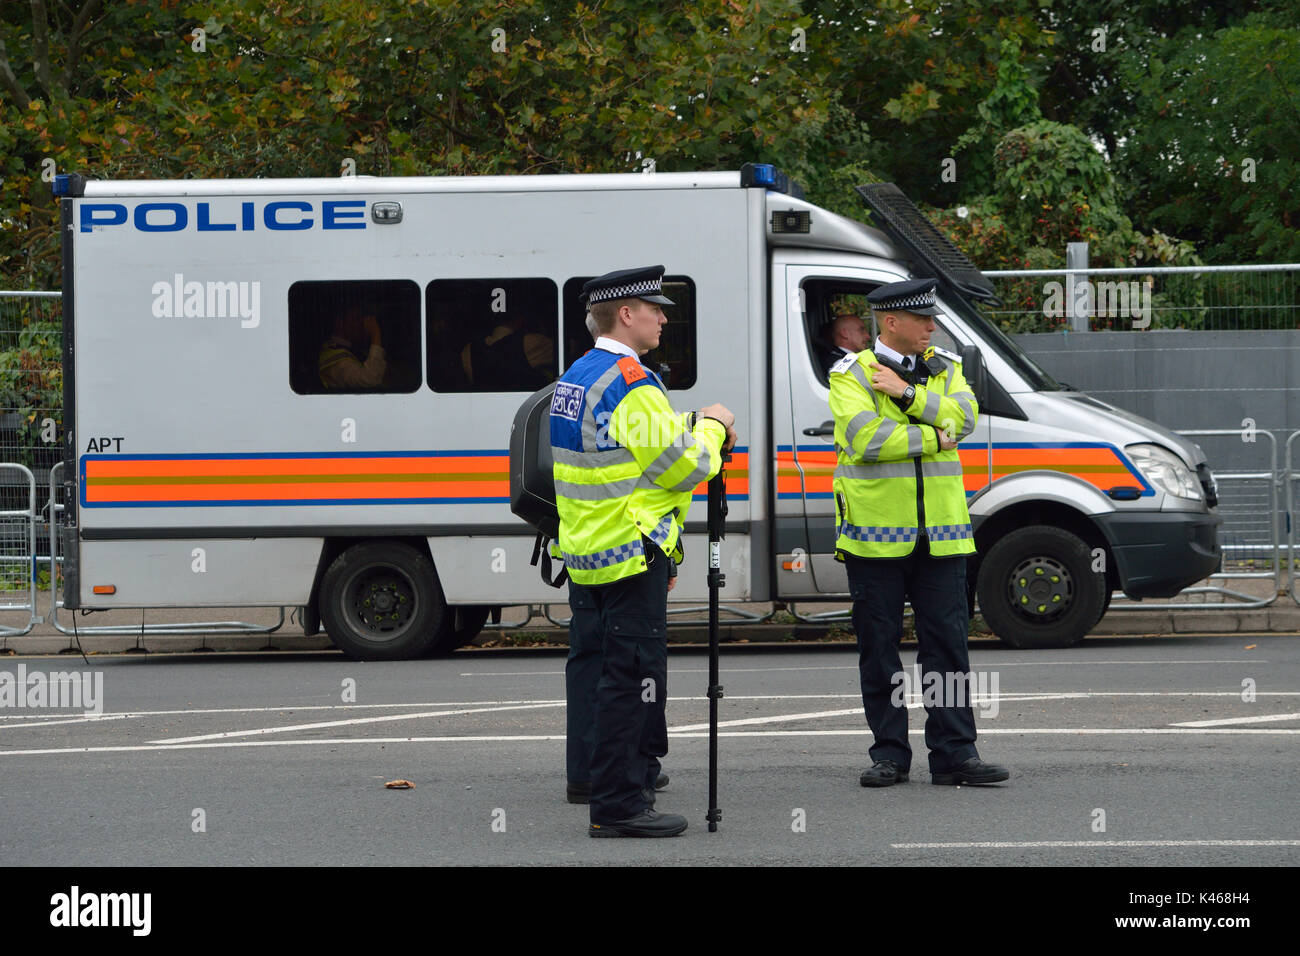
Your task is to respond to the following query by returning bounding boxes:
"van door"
[776,259,988,596]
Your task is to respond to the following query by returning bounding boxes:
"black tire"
[425,605,492,657]
[977,525,1105,649]
[1096,584,1114,627]
[319,541,446,660]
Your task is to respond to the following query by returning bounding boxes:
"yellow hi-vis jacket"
[550,348,727,585]
[828,346,978,559]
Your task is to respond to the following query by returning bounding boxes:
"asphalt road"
[1,633,1297,867]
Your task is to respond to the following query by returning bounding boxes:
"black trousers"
[565,551,669,822]
[845,547,979,773]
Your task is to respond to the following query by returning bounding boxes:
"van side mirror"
[960,344,988,407]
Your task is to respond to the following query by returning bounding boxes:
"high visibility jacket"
[550,347,727,585]
[829,346,978,559]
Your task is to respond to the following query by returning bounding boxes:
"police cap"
[580,265,675,305]
[867,277,941,316]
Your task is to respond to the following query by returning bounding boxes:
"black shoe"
[654,773,669,791]
[931,758,1010,786]
[589,809,688,838]
[566,781,591,805]
[859,759,909,787]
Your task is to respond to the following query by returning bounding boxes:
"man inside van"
[319,306,387,389]
[818,312,870,378]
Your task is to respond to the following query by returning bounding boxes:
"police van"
[52,165,1221,658]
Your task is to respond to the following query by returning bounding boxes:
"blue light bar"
[52,174,72,197]
[743,163,777,187]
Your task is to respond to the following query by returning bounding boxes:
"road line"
[458,659,1268,677]
[670,708,863,733]
[150,702,566,744]
[0,714,132,731]
[892,840,1300,849]
[1171,712,1300,727]
[4,725,1299,757]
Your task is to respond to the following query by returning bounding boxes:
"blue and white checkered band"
[587,278,664,303]
[872,290,936,311]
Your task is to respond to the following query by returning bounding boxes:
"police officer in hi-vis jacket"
[828,277,1009,789]
[551,264,736,837]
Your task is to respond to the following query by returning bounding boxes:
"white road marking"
[458,659,1268,677]
[1171,712,1300,727]
[150,702,566,744]
[0,698,569,720]
[0,714,132,731]
[3,725,1298,757]
[670,708,863,733]
[892,840,1300,849]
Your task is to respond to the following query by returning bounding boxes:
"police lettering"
[79,200,368,233]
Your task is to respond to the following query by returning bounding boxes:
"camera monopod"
[705,446,730,833]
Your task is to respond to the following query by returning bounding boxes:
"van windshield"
[945,293,1060,391]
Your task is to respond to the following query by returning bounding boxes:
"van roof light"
[741,163,804,199]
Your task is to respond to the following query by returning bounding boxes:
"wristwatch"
[900,385,916,406]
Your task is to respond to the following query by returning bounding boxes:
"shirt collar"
[873,337,915,367]
[594,336,639,360]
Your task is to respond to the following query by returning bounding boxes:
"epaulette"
[829,352,857,375]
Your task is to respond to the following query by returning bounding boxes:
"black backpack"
[509,383,567,586]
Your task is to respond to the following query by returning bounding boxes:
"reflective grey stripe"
[844,410,876,453]
[665,443,715,493]
[646,513,674,548]
[860,419,897,462]
[562,538,645,571]
[925,523,973,541]
[906,426,924,457]
[920,460,964,478]
[947,390,975,402]
[838,522,917,543]
[953,397,976,438]
[554,476,640,500]
[919,388,941,423]
[552,445,635,467]
[579,364,625,452]
[849,361,875,397]
[835,461,915,480]
[644,435,714,492]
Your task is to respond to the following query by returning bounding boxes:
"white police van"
[52,165,1221,658]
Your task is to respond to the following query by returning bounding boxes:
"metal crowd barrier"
[0,463,39,636]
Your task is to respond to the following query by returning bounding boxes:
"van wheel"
[319,542,445,660]
[977,525,1104,649]
[425,605,492,657]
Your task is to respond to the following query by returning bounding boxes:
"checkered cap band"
[587,278,664,304]
[872,290,936,311]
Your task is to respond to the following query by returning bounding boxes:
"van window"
[561,276,697,389]
[802,278,958,385]
[289,280,422,394]
[426,278,559,392]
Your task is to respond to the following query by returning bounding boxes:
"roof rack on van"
[855,183,998,304]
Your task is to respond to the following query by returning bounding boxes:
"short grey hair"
[584,311,599,340]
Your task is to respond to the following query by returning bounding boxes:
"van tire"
[319,541,445,660]
[977,525,1104,649]
[425,605,492,656]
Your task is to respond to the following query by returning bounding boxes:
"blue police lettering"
[78,200,369,232]
[322,200,366,229]
[134,203,187,231]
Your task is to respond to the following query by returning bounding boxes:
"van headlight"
[1125,443,1202,500]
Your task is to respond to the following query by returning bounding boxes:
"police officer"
[828,277,1009,788]
[551,265,736,837]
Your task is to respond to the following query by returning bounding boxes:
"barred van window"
[426,278,559,393]
[288,279,422,395]
[561,276,697,389]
